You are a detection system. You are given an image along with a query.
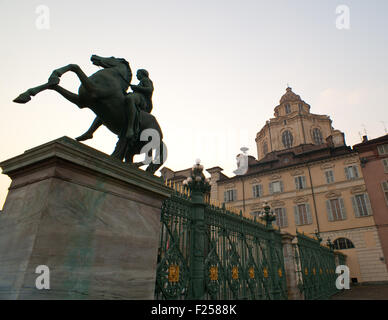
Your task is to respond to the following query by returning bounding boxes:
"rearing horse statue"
[13,55,166,174]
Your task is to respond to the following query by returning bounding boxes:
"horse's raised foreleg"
[49,64,105,97]
[13,80,58,104]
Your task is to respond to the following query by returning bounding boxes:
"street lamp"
[326,238,335,251]
[182,159,211,195]
[314,229,322,243]
[258,202,277,229]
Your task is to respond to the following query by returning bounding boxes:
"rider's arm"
[131,79,153,94]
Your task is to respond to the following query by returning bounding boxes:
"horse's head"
[91,55,132,90]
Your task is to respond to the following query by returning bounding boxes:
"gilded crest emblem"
[249,267,255,279]
[210,266,218,281]
[168,264,180,283]
[232,266,239,280]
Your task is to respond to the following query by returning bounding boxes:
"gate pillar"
[281,233,304,300]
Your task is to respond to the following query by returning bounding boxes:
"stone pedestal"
[0,137,171,299]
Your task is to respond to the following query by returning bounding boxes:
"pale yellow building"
[206,88,388,284]
[163,87,388,284]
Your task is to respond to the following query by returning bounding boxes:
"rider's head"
[137,69,149,80]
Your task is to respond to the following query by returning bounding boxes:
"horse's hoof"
[13,93,31,104]
[75,133,93,142]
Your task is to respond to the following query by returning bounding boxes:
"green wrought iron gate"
[154,162,287,300]
[294,232,342,300]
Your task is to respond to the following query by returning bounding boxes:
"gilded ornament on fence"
[320,268,323,275]
[304,267,308,275]
[249,267,255,279]
[232,266,239,280]
[263,267,269,278]
[210,266,218,281]
[313,268,316,275]
[278,268,283,278]
[168,264,180,283]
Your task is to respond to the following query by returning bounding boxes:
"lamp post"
[182,159,211,199]
[258,202,277,230]
[182,159,210,299]
[326,238,334,251]
[314,229,322,244]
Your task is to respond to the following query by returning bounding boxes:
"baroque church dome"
[280,87,302,104]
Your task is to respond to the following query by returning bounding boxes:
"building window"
[294,176,307,190]
[333,238,355,250]
[274,208,288,228]
[269,181,284,194]
[263,142,268,155]
[351,193,372,217]
[382,159,388,173]
[282,130,293,149]
[312,128,323,145]
[294,203,312,225]
[250,211,260,217]
[252,184,263,198]
[298,103,303,112]
[326,198,347,221]
[325,170,335,184]
[377,144,388,155]
[345,165,359,180]
[285,104,291,114]
[382,181,388,206]
[224,189,237,203]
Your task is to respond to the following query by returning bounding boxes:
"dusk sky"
[1,0,388,208]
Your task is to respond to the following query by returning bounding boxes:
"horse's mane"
[117,58,132,92]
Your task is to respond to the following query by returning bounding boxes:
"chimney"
[362,135,368,143]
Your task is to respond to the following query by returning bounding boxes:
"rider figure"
[131,69,153,113]
[76,69,154,142]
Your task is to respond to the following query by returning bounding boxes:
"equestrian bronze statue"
[13,55,166,174]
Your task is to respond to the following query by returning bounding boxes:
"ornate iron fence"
[154,161,287,300]
[154,161,345,300]
[294,232,340,300]
[203,204,287,300]
[154,189,288,300]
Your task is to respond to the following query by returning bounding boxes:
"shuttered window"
[252,184,263,198]
[312,128,323,145]
[382,181,388,206]
[282,131,293,149]
[382,159,388,173]
[345,166,359,180]
[269,181,284,194]
[295,176,307,190]
[250,211,260,217]
[325,170,335,184]
[274,208,288,228]
[294,203,313,226]
[224,189,237,203]
[326,198,347,221]
[377,144,388,155]
[351,194,373,217]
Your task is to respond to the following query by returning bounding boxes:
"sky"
[0,0,388,209]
